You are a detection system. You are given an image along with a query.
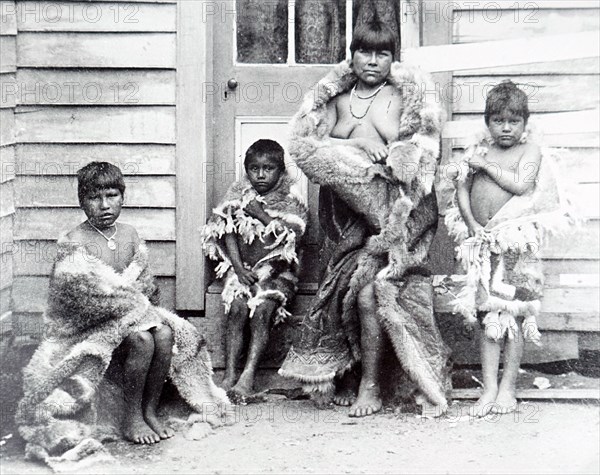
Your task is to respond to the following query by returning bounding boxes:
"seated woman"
[279,20,450,417]
[16,162,229,470]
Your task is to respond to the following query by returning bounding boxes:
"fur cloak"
[278,60,451,408]
[16,240,228,472]
[444,129,574,343]
[201,173,308,322]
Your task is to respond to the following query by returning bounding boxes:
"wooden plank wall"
[436,1,600,355]
[8,0,178,335]
[0,1,17,334]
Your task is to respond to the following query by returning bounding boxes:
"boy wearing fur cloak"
[278,21,451,417]
[444,81,574,416]
[201,139,307,403]
[16,162,229,471]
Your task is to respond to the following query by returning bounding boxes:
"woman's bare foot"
[123,414,160,444]
[144,411,175,439]
[469,388,498,417]
[227,380,253,405]
[333,389,357,407]
[348,382,382,418]
[220,375,237,392]
[491,391,517,414]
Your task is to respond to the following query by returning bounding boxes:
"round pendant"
[107,240,117,251]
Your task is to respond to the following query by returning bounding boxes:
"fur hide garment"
[444,128,575,344]
[278,60,451,409]
[16,240,229,472]
[201,173,308,322]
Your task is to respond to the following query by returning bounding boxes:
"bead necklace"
[349,81,387,120]
[88,220,118,250]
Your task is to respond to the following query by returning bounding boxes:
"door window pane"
[295,0,346,64]
[237,0,288,63]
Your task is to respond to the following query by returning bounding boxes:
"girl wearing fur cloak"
[444,81,574,416]
[201,139,307,403]
[16,162,229,472]
[278,21,451,417]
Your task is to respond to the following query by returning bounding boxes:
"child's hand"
[467,154,487,171]
[244,199,267,220]
[468,222,485,237]
[235,267,258,286]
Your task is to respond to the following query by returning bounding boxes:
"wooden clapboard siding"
[7,1,179,320]
[15,106,176,143]
[18,33,176,68]
[0,36,16,73]
[0,73,16,108]
[1,1,16,324]
[15,175,176,207]
[15,144,176,175]
[452,75,600,113]
[12,275,175,313]
[13,240,175,276]
[14,208,176,241]
[454,8,600,44]
[16,2,176,32]
[16,69,176,105]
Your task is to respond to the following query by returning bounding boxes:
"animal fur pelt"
[278,60,451,409]
[16,241,229,472]
[200,173,307,322]
[444,129,575,343]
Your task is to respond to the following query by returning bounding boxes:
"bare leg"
[222,298,249,391]
[349,284,383,418]
[229,300,277,402]
[470,323,501,417]
[493,322,524,414]
[121,331,161,444]
[143,325,175,439]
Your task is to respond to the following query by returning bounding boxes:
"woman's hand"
[354,138,389,163]
[234,266,258,286]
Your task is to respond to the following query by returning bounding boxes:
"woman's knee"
[357,283,376,312]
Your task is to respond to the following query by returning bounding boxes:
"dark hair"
[350,21,398,59]
[77,161,125,205]
[244,139,285,171]
[484,80,530,125]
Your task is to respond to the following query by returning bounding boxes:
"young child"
[445,81,571,416]
[17,163,228,468]
[201,139,307,403]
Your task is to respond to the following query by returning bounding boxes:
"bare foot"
[491,391,517,414]
[333,389,357,407]
[469,388,498,418]
[123,414,160,444]
[348,382,382,418]
[227,381,253,405]
[144,411,175,440]
[220,376,237,392]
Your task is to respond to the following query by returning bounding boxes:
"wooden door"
[209,0,418,286]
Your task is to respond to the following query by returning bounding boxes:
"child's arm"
[224,233,258,286]
[470,143,542,196]
[456,173,484,237]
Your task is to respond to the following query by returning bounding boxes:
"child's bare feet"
[144,410,175,439]
[123,414,160,444]
[491,391,517,414]
[333,389,357,407]
[348,382,382,418]
[469,388,498,417]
